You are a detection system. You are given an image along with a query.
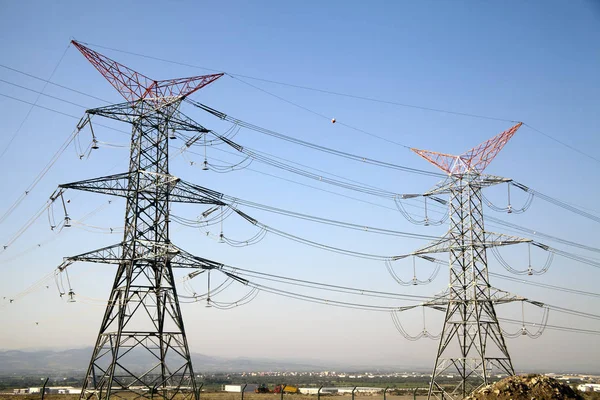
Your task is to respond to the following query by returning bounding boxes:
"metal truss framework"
[405,123,529,400]
[62,41,224,400]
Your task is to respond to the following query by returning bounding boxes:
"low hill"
[0,348,323,374]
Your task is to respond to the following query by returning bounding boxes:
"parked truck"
[273,385,298,394]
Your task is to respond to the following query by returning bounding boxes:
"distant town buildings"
[13,387,80,395]
[8,372,600,395]
[578,384,600,392]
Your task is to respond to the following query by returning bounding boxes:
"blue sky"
[0,0,599,372]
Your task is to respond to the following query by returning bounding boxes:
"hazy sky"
[0,1,599,373]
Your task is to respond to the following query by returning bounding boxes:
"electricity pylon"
[58,41,227,400]
[400,123,530,399]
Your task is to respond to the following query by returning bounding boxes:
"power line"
[6,73,598,227]
[2,76,598,267]
[0,117,81,227]
[0,78,443,204]
[523,123,600,164]
[544,304,600,322]
[1,200,54,253]
[0,44,71,162]
[0,90,136,227]
[2,87,596,270]
[548,247,600,269]
[512,181,600,223]
[186,146,600,260]
[0,92,88,120]
[209,273,423,313]
[0,78,92,109]
[228,74,412,149]
[487,215,600,255]
[499,317,600,336]
[174,212,398,261]
[80,41,518,124]
[5,42,598,382]
[217,196,439,241]
[202,131,400,198]
[186,147,429,218]
[0,79,430,200]
[0,63,110,103]
[204,266,600,333]
[490,272,600,299]
[188,100,445,178]
[220,265,434,302]
[79,41,598,164]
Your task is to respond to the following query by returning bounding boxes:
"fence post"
[280,385,287,400]
[198,383,204,400]
[352,386,357,400]
[414,387,426,400]
[241,384,248,400]
[317,385,324,400]
[41,378,49,400]
[384,386,390,400]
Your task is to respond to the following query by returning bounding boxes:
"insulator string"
[385,257,441,286]
[491,244,554,276]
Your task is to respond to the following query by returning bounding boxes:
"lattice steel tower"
[58,41,227,400]
[401,124,530,399]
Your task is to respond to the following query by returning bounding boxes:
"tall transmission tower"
[398,123,533,399]
[57,41,228,400]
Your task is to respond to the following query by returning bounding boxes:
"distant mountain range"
[1,348,595,377]
[0,348,327,374]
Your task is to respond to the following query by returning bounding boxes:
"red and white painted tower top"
[411,122,523,175]
[71,40,223,102]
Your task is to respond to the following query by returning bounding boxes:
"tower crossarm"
[422,175,512,196]
[400,176,513,201]
[62,242,124,265]
[460,122,522,173]
[72,40,154,103]
[60,242,225,270]
[412,289,528,311]
[488,288,527,305]
[60,172,131,196]
[408,232,530,256]
[169,246,224,270]
[60,174,227,205]
[171,180,227,205]
[86,100,181,124]
[411,123,522,175]
[86,101,211,132]
[150,74,224,99]
[411,149,460,175]
[72,40,223,102]
[484,232,531,247]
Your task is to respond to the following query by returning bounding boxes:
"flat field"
[0,393,429,400]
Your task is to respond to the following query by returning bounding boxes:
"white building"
[47,386,78,394]
[299,387,338,395]
[224,384,259,393]
[578,384,600,392]
[21,386,80,395]
[337,387,384,394]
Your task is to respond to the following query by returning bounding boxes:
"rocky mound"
[465,374,583,400]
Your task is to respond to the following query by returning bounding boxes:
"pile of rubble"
[465,374,583,400]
